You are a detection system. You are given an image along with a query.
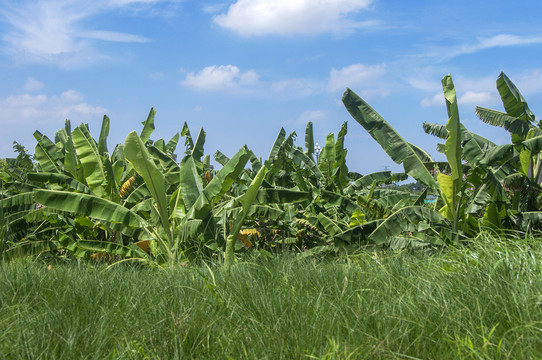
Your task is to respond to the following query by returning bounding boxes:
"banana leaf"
[98,115,110,155]
[187,147,250,220]
[496,72,535,122]
[124,131,170,237]
[343,88,437,188]
[305,121,314,158]
[72,124,106,197]
[27,172,92,194]
[33,131,62,173]
[180,156,203,211]
[255,188,311,204]
[192,128,206,161]
[214,150,230,166]
[166,133,180,154]
[369,206,446,245]
[140,108,156,144]
[33,189,145,229]
[225,166,268,268]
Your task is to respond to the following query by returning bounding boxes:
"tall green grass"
[1,234,542,359]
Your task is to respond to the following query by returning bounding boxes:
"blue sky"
[1,0,541,175]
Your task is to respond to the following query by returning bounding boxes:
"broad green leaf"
[180,156,203,211]
[317,213,342,237]
[192,127,206,161]
[72,125,106,196]
[214,150,230,166]
[54,128,69,148]
[77,240,150,260]
[442,75,462,183]
[482,203,502,230]
[343,88,437,188]
[165,133,180,155]
[475,107,532,138]
[148,146,180,173]
[34,189,145,229]
[63,136,78,179]
[181,122,194,153]
[33,131,61,173]
[267,128,286,162]
[255,188,311,204]
[477,144,513,166]
[345,171,391,193]
[225,166,268,268]
[335,220,381,243]
[349,209,366,227]
[333,122,349,188]
[305,121,314,158]
[369,206,445,245]
[496,72,535,122]
[98,115,110,155]
[154,139,165,152]
[408,142,433,163]
[437,173,454,220]
[140,108,156,144]
[0,193,35,211]
[27,172,91,194]
[319,189,361,215]
[124,131,170,238]
[187,147,250,220]
[102,154,120,200]
[248,149,262,172]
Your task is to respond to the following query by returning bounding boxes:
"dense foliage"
[1,72,541,267]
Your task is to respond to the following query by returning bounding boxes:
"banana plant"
[476,72,542,221]
[342,74,515,246]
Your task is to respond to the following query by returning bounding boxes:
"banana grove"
[1,72,541,267]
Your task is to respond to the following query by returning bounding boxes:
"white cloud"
[0,88,106,127]
[458,91,493,105]
[78,30,150,43]
[421,93,444,107]
[22,77,45,92]
[61,89,85,102]
[0,0,162,67]
[422,34,542,61]
[180,65,259,92]
[327,63,387,94]
[421,89,495,108]
[510,69,542,96]
[421,90,495,108]
[419,74,500,108]
[213,0,377,36]
[457,34,542,56]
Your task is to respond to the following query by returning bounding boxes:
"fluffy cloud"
[0,89,106,126]
[0,0,159,67]
[421,34,542,62]
[213,0,377,36]
[327,63,387,93]
[458,91,493,105]
[421,93,444,108]
[510,69,542,96]
[180,65,259,92]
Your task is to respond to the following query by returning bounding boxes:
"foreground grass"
[1,235,542,359]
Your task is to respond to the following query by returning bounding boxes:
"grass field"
[1,234,542,359]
